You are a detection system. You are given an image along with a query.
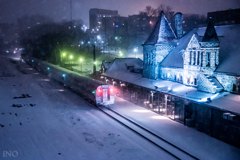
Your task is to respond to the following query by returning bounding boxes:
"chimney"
[174,12,183,38]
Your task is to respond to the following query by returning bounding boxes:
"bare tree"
[145,6,158,17]
[139,4,174,19]
[157,4,174,19]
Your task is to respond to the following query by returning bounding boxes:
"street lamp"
[70,55,73,59]
[134,47,138,58]
[79,58,83,71]
[119,51,123,57]
[61,53,66,63]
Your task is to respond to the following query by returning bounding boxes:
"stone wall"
[143,43,175,79]
[215,73,237,92]
[197,74,218,93]
[160,67,184,82]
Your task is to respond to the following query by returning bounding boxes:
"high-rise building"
[89,8,119,32]
[207,8,240,25]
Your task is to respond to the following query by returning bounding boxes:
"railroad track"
[20,57,199,159]
[60,76,199,160]
[98,106,199,160]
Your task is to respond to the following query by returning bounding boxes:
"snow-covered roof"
[160,29,198,68]
[107,58,143,72]
[161,24,240,75]
[202,19,219,43]
[102,61,111,69]
[102,58,143,83]
[212,24,240,75]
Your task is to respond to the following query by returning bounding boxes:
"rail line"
[22,57,199,160]
[51,73,199,160]
[98,105,199,160]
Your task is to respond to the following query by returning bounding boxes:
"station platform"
[111,97,240,160]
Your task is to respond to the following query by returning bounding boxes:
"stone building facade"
[142,12,240,94]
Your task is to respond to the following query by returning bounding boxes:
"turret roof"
[202,18,219,43]
[144,12,176,45]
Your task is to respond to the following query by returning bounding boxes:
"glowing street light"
[70,55,73,59]
[63,53,66,56]
[79,58,83,71]
[97,35,101,40]
[134,47,138,58]
[119,51,123,57]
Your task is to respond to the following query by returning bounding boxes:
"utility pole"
[70,0,73,30]
[93,45,96,77]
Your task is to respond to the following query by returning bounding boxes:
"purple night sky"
[0,0,239,26]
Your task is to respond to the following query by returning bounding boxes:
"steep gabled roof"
[161,29,199,68]
[161,24,240,75]
[187,33,201,49]
[202,19,219,43]
[144,12,176,45]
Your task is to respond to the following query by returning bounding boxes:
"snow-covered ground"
[111,97,240,160]
[0,53,174,160]
[2,53,240,160]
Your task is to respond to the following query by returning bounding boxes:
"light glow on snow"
[40,79,50,82]
[151,116,168,120]
[172,85,188,92]
[198,93,219,102]
[132,110,151,113]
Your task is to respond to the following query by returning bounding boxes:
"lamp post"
[93,45,96,77]
[134,47,138,58]
[119,51,123,57]
[79,58,83,72]
[70,55,73,63]
[70,0,73,30]
[61,53,66,63]
[150,91,156,109]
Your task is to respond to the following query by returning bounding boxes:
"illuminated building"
[142,12,240,94]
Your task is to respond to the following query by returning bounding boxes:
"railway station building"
[100,12,240,148]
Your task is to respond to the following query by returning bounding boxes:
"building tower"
[174,12,183,38]
[200,18,220,72]
[142,12,177,79]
